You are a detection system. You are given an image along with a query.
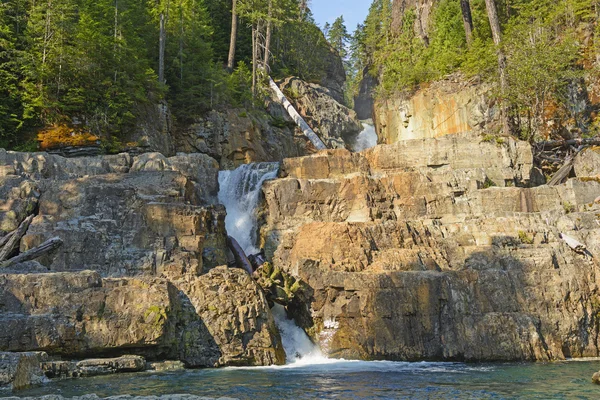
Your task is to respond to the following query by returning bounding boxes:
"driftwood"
[559,233,590,256]
[547,156,575,186]
[0,215,34,262]
[0,230,15,249]
[226,236,254,275]
[539,138,600,151]
[268,76,327,150]
[0,237,63,269]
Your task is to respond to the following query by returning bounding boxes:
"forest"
[346,0,600,140]
[0,0,332,149]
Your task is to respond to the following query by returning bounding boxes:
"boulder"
[0,352,47,391]
[277,77,362,149]
[42,355,146,379]
[0,272,184,358]
[175,109,305,169]
[172,267,286,367]
[574,147,600,178]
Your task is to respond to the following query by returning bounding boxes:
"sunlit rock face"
[373,75,498,144]
[261,133,600,362]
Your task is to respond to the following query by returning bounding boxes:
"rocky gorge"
[2,70,600,394]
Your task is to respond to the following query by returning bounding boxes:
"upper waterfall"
[351,122,378,152]
[217,162,279,256]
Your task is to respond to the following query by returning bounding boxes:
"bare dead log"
[0,215,34,262]
[0,230,15,249]
[547,157,575,186]
[226,236,254,275]
[538,138,600,151]
[268,76,327,150]
[0,237,63,269]
[559,233,591,257]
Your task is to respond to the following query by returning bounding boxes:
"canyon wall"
[261,133,600,361]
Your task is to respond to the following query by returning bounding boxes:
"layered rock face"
[374,75,498,144]
[261,133,600,361]
[0,150,285,368]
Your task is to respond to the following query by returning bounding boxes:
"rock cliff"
[373,74,498,144]
[260,133,600,361]
[0,150,285,369]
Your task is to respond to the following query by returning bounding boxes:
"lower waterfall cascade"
[218,162,326,364]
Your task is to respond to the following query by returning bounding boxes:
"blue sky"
[310,0,371,34]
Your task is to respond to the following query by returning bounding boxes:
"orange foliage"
[37,125,99,150]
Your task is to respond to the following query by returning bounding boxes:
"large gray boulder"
[277,77,362,149]
[0,352,47,391]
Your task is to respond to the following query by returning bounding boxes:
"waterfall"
[271,304,330,364]
[352,122,378,152]
[217,162,279,256]
[218,162,327,364]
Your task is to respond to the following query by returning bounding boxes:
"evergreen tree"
[327,15,349,58]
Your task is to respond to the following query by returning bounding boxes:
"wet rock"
[0,352,47,391]
[146,360,186,372]
[2,395,233,399]
[172,267,286,367]
[42,356,145,379]
[75,355,146,376]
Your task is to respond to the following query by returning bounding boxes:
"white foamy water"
[352,122,378,152]
[271,304,331,365]
[218,162,328,365]
[217,162,279,255]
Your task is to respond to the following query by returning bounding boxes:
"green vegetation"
[351,0,598,140]
[518,231,534,244]
[0,0,332,149]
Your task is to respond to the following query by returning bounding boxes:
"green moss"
[518,231,534,245]
[563,201,575,214]
[144,305,167,326]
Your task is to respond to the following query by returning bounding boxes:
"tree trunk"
[263,0,273,71]
[1,237,63,269]
[159,12,166,84]
[251,23,257,97]
[268,77,327,150]
[484,0,510,135]
[227,0,238,71]
[460,0,474,45]
[0,215,34,262]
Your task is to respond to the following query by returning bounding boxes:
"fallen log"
[547,157,574,186]
[226,236,254,275]
[268,76,327,150]
[559,233,590,256]
[539,138,600,150]
[0,215,34,262]
[0,237,63,269]
[0,230,15,249]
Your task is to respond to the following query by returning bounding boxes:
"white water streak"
[352,122,378,152]
[217,162,278,255]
